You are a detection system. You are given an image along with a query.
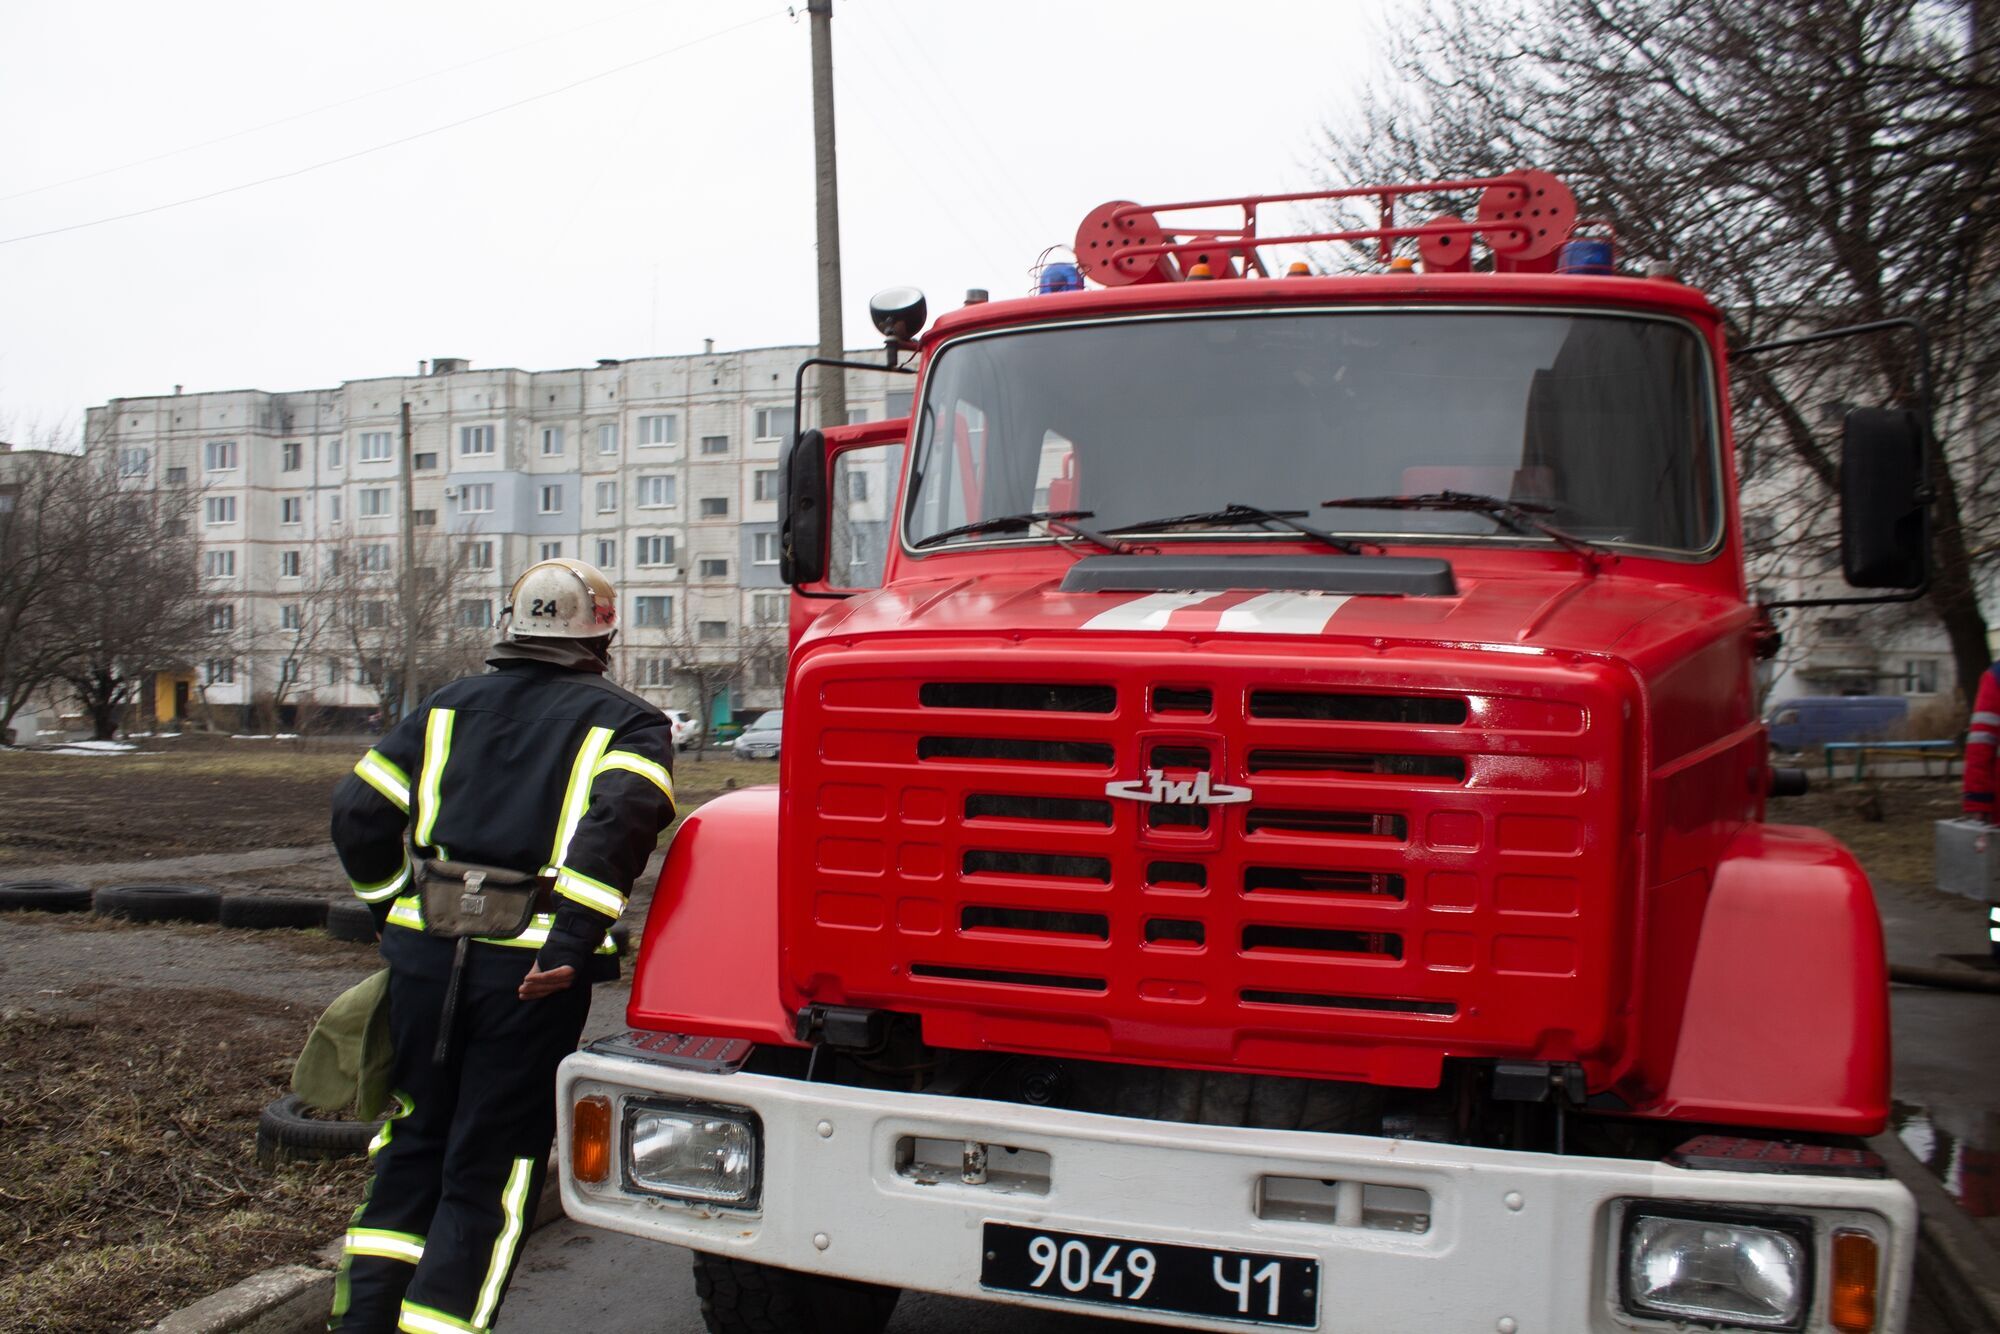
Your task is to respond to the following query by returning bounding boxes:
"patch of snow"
[229,733,304,742]
[47,742,136,756]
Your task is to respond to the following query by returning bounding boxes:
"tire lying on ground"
[93,882,222,924]
[693,1253,900,1334]
[0,879,93,913]
[324,899,380,944]
[256,1093,383,1167]
[219,893,329,931]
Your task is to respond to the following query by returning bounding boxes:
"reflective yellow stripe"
[368,1091,414,1158]
[350,856,411,902]
[382,899,615,953]
[594,750,675,803]
[554,867,625,918]
[544,726,614,875]
[398,1301,485,1334]
[346,1227,425,1263]
[414,708,455,854]
[355,750,411,812]
[473,1157,536,1326]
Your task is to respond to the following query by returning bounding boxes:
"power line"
[0,0,668,207]
[0,8,789,248]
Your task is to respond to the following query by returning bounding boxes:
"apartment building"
[84,346,910,727]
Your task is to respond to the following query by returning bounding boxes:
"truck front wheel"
[692,1253,900,1334]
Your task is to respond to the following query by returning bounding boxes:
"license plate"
[981,1222,1318,1327]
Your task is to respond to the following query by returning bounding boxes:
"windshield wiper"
[910,509,1126,553]
[1104,503,1364,555]
[1319,491,1612,567]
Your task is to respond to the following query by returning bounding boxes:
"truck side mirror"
[781,428,827,585]
[1840,407,1928,590]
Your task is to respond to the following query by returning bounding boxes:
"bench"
[1822,739,1962,782]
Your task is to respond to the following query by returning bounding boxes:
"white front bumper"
[558,1049,1916,1333]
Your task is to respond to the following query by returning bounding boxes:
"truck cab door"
[782,418,909,650]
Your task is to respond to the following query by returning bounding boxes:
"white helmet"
[505,558,618,640]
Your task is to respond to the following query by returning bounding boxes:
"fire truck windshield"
[902,309,1721,557]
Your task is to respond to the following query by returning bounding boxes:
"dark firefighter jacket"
[330,658,677,977]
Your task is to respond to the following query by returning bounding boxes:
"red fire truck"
[559,173,1931,1333]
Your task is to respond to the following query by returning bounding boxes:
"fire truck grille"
[789,656,1628,1087]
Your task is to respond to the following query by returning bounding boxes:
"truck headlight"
[1622,1208,1810,1329]
[622,1099,761,1207]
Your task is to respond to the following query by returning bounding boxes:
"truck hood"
[805,567,1722,660]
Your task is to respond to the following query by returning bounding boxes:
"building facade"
[84,346,911,728]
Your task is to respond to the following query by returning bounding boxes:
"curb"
[135,1162,568,1334]
[1871,1132,2000,1334]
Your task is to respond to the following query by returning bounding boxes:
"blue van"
[1763,695,1910,750]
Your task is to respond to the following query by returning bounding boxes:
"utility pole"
[808,0,847,431]
[398,400,418,723]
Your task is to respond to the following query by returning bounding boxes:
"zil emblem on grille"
[1105,769,1253,806]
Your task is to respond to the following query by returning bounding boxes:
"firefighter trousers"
[331,928,592,1333]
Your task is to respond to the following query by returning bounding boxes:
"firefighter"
[1963,662,2000,961]
[327,558,676,1333]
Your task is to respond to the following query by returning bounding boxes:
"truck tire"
[255,1093,382,1167]
[324,899,380,944]
[94,882,222,924]
[692,1253,899,1334]
[219,894,329,931]
[0,879,92,913]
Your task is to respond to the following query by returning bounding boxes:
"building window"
[464,540,494,569]
[846,471,869,503]
[1743,513,1776,548]
[459,424,496,457]
[413,509,437,527]
[325,549,341,576]
[541,426,565,456]
[753,592,786,624]
[359,431,393,462]
[635,595,673,626]
[280,550,301,578]
[457,483,494,514]
[849,531,872,569]
[413,451,438,471]
[327,438,343,468]
[359,487,390,517]
[698,620,728,642]
[280,496,303,525]
[699,557,728,579]
[1822,618,1859,640]
[753,469,779,502]
[595,538,617,568]
[204,439,238,471]
[204,550,236,578]
[210,604,236,632]
[637,475,677,509]
[359,544,392,572]
[119,447,151,476]
[204,658,235,685]
[163,518,187,537]
[700,435,729,455]
[595,481,618,513]
[281,442,302,471]
[753,531,780,565]
[699,496,729,518]
[166,466,188,484]
[1906,659,1940,695]
[539,484,563,515]
[328,493,343,523]
[360,602,389,628]
[597,423,619,454]
[205,496,236,525]
[885,388,914,417]
[326,658,344,685]
[640,657,673,688]
[847,406,873,425]
[753,406,794,441]
[540,541,563,560]
[280,604,301,631]
[636,535,675,567]
[280,657,301,684]
[638,414,678,447]
[458,599,493,627]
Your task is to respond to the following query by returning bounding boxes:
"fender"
[627,786,798,1045]
[1649,822,1891,1135]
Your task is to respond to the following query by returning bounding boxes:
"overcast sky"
[0,0,1395,438]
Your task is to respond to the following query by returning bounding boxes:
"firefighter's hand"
[518,964,576,1000]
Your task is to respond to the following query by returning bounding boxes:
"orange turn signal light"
[1388,256,1417,273]
[1286,260,1312,277]
[1830,1229,1879,1332]
[571,1095,612,1185]
[1187,261,1214,280]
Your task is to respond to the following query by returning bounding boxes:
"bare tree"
[642,612,786,757]
[0,451,87,741]
[1320,0,1999,697]
[321,533,488,722]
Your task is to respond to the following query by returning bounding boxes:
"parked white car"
[664,709,701,752]
[732,709,782,760]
